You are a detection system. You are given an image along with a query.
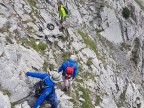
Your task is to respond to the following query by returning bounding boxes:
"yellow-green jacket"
[58,5,66,20]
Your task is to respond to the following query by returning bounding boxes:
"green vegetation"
[22,19,33,24]
[120,42,131,51]
[96,32,114,50]
[78,30,105,62]
[78,30,97,52]
[84,72,95,80]
[115,64,121,71]
[11,103,15,108]
[78,65,83,72]
[38,42,47,51]
[49,64,54,71]
[131,50,139,65]
[2,89,11,96]
[43,61,48,72]
[53,54,59,64]
[75,77,83,83]
[26,26,34,34]
[62,51,71,60]
[71,79,95,108]
[0,26,14,44]
[33,8,39,18]
[84,72,91,79]
[122,7,130,19]
[75,66,83,83]
[79,0,85,4]
[61,35,69,42]
[74,0,85,4]
[27,0,36,7]
[86,58,93,66]
[116,89,126,107]
[79,87,94,108]
[135,0,144,10]
[95,95,102,106]
[6,36,13,44]
[21,37,47,54]
[0,26,9,33]
[26,0,40,21]
[69,83,81,108]
[95,32,116,63]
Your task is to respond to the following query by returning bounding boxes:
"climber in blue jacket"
[25,71,61,108]
[58,55,78,91]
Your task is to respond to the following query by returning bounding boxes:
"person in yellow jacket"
[57,1,67,30]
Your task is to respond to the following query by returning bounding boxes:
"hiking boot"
[68,86,71,90]
[59,26,65,32]
[62,87,68,91]
[61,26,65,30]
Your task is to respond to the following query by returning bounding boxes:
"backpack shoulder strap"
[42,75,51,88]
[67,61,76,68]
[67,61,70,67]
[72,63,76,68]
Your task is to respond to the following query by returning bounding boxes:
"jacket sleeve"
[72,64,78,79]
[26,72,48,80]
[58,61,66,72]
[33,87,53,108]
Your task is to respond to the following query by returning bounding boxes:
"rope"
[12,93,34,105]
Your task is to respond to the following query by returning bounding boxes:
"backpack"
[34,76,50,97]
[64,6,68,14]
[65,61,76,79]
[34,80,46,97]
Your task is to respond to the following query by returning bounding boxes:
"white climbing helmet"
[51,72,62,84]
[70,55,77,61]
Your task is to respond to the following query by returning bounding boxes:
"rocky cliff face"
[0,0,144,108]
